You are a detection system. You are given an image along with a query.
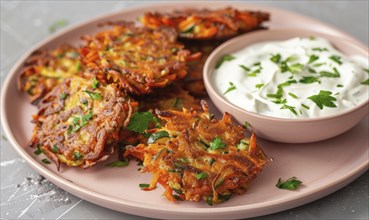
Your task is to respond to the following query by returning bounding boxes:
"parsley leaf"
[92,77,99,89]
[299,76,320,84]
[73,151,83,160]
[255,83,264,89]
[195,172,208,180]
[308,54,319,64]
[181,24,195,34]
[60,93,67,100]
[329,55,342,65]
[224,82,237,95]
[288,63,304,74]
[270,53,282,64]
[215,54,235,69]
[106,158,129,167]
[276,176,302,190]
[247,68,261,77]
[320,67,340,78]
[34,144,44,155]
[239,64,250,72]
[41,158,51,164]
[361,79,369,85]
[139,183,150,189]
[83,90,102,100]
[126,112,160,134]
[312,47,328,52]
[49,19,68,33]
[51,145,59,153]
[147,131,170,144]
[281,104,298,115]
[308,90,337,109]
[209,137,226,150]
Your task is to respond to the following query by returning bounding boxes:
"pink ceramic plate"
[1,2,368,219]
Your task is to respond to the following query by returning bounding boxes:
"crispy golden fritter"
[18,45,83,105]
[125,101,267,204]
[80,21,193,95]
[29,76,135,169]
[140,7,270,40]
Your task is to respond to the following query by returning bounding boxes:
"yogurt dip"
[213,37,369,119]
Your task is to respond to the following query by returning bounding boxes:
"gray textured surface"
[1,1,368,219]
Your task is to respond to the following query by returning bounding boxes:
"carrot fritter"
[140,7,270,40]
[29,76,135,169]
[80,21,192,95]
[18,45,83,105]
[125,101,267,205]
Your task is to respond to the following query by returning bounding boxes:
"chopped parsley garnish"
[173,195,183,201]
[329,55,342,65]
[195,172,208,180]
[34,144,43,155]
[308,90,337,109]
[281,104,298,115]
[280,62,289,73]
[276,176,302,190]
[337,84,344,87]
[72,111,93,132]
[270,53,282,64]
[83,90,102,100]
[285,55,298,63]
[139,183,150,189]
[313,62,326,67]
[312,47,328,52]
[106,158,129,167]
[215,178,224,188]
[320,67,341,78]
[49,19,68,33]
[308,54,319,64]
[41,158,51,164]
[51,145,59,153]
[361,79,369,85]
[209,137,226,150]
[239,64,250,72]
[288,63,304,74]
[288,92,298,99]
[181,24,195,34]
[247,68,261,77]
[126,112,160,134]
[308,68,317,73]
[223,82,237,95]
[215,54,235,69]
[92,77,99,89]
[60,93,67,100]
[147,131,170,144]
[299,76,320,84]
[73,151,83,160]
[255,83,264,89]
[301,104,310,110]
[267,88,283,99]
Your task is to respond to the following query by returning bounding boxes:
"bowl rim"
[203,28,369,123]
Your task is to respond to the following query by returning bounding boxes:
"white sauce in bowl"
[213,37,369,119]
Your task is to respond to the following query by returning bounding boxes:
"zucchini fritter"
[140,7,270,40]
[18,45,82,105]
[80,22,191,95]
[125,101,267,204]
[29,76,134,169]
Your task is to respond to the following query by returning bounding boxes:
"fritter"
[80,21,193,95]
[18,45,83,105]
[125,101,267,204]
[29,76,135,169]
[140,7,270,40]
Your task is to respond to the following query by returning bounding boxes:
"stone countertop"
[1,1,368,219]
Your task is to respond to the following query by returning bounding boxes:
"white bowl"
[204,29,369,143]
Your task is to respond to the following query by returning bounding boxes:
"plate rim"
[1,2,368,219]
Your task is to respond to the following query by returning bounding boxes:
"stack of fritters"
[29,76,135,169]
[125,101,267,204]
[18,6,270,205]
